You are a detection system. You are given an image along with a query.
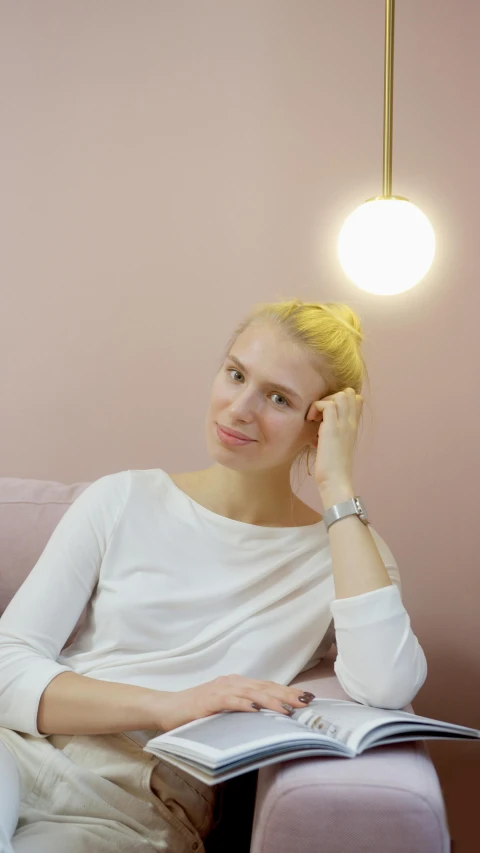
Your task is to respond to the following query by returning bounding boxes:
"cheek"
[285,416,315,448]
[208,376,230,411]
[265,413,302,444]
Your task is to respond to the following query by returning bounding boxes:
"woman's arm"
[37,671,167,735]
[39,670,320,736]
[0,472,130,736]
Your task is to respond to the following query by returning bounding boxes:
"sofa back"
[0,477,90,615]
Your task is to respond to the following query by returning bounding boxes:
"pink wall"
[0,2,478,849]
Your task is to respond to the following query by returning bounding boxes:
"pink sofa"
[0,476,452,853]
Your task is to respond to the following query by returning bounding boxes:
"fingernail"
[251,702,262,710]
[302,692,315,700]
[281,703,294,714]
[298,694,313,704]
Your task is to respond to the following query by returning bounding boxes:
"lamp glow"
[338,197,435,295]
[336,1,437,295]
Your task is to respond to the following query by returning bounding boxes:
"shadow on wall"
[417,646,479,853]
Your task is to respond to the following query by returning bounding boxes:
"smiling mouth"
[218,424,254,440]
[216,424,256,445]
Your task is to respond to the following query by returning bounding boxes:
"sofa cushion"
[0,477,90,616]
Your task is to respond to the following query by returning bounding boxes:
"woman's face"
[205,322,330,473]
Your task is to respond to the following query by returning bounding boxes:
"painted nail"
[299,695,312,704]
[281,703,294,714]
[251,702,262,710]
[302,692,315,700]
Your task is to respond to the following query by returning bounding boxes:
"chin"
[207,438,241,468]
[205,425,250,470]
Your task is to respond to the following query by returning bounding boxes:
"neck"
[197,463,298,526]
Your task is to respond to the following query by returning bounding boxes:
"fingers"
[254,680,316,710]
[221,694,311,717]
[216,676,316,717]
[248,688,316,716]
[219,696,289,715]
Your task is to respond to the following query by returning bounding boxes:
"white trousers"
[0,728,221,853]
[0,741,19,853]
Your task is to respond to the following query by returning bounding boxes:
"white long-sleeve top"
[0,469,427,736]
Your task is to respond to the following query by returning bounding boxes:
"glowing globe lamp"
[338,196,435,295]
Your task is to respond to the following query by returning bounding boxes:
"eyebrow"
[226,354,303,402]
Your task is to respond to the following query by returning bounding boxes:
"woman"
[0,298,427,853]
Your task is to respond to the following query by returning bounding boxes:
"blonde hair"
[223,296,371,483]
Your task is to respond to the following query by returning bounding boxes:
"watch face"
[355,498,369,523]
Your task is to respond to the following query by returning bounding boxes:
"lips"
[217,424,255,441]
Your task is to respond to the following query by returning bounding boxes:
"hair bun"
[322,302,363,344]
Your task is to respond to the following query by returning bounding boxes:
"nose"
[228,387,259,422]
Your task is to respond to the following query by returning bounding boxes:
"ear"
[304,401,323,449]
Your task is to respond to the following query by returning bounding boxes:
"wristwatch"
[323,496,370,532]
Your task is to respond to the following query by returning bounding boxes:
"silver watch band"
[323,497,369,532]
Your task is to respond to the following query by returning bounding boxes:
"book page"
[296,698,480,753]
[155,745,350,787]
[291,698,407,738]
[147,701,357,764]
[145,697,480,767]
[147,699,410,762]
[159,708,317,754]
[293,698,430,750]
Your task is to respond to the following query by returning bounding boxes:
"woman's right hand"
[155,674,316,732]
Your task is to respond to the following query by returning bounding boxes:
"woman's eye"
[228,369,243,382]
[226,368,289,407]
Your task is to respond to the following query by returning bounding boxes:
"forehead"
[229,322,328,396]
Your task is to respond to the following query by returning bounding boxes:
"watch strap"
[323,497,369,531]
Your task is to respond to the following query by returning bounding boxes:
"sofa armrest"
[249,656,450,853]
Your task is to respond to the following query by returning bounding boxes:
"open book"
[144,698,480,786]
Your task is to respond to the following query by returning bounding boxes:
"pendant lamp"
[338,0,435,295]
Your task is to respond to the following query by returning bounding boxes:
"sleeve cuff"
[330,582,405,629]
[12,661,71,737]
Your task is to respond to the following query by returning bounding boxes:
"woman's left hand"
[306,388,363,489]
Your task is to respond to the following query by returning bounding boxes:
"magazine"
[143,698,480,786]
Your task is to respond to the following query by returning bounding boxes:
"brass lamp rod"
[382,0,395,198]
